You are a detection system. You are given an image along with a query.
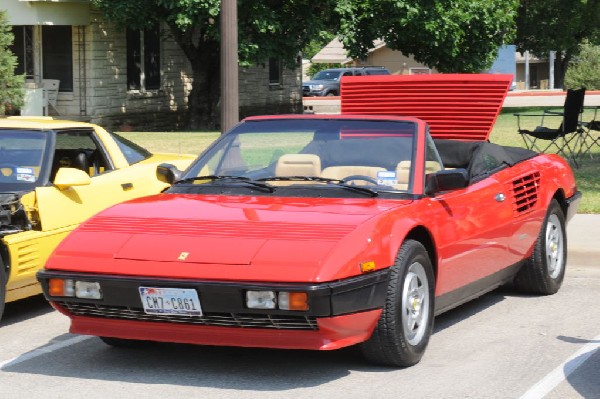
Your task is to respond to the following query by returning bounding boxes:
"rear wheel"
[360,240,435,367]
[514,199,566,295]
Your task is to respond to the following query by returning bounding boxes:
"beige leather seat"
[321,166,385,183]
[396,160,442,190]
[274,154,321,184]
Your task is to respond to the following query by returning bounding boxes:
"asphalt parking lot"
[0,214,598,399]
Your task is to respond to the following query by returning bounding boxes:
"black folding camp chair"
[580,106,600,160]
[515,87,586,168]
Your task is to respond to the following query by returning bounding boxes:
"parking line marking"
[0,335,92,370]
[519,334,600,399]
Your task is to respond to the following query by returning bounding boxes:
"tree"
[0,10,24,115]
[91,0,337,130]
[336,0,518,72]
[515,0,600,88]
[564,41,600,90]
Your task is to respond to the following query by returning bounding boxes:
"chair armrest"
[543,109,564,116]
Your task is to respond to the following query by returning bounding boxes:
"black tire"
[360,240,435,367]
[0,258,6,322]
[100,336,150,348]
[514,199,566,295]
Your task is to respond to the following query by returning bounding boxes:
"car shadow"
[1,287,517,390]
[561,336,600,398]
[0,294,54,328]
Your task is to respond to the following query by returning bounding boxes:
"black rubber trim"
[37,269,390,317]
[434,262,522,316]
[565,190,582,223]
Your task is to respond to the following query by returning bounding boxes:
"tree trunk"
[553,50,571,90]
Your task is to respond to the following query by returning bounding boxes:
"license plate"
[139,287,203,316]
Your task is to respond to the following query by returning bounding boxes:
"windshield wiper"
[257,176,343,184]
[175,175,274,193]
[257,176,378,197]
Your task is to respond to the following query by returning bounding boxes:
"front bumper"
[38,269,389,350]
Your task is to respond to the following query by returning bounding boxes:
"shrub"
[564,41,600,90]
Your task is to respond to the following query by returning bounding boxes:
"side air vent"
[510,172,541,215]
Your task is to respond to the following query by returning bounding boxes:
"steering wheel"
[342,175,379,185]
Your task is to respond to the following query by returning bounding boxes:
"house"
[311,38,556,90]
[311,38,437,75]
[4,0,302,130]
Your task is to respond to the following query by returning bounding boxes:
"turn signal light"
[360,261,376,273]
[245,290,309,311]
[278,292,309,311]
[48,278,102,299]
[49,278,74,297]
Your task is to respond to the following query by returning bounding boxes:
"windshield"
[0,129,50,192]
[180,118,418,196]
[312,70,342,81]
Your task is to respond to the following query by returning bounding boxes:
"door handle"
[121,182,133,190]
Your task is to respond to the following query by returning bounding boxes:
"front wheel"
[514,199,566,295]
[360,240,435,367]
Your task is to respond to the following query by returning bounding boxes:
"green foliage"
[0,10,24,115]
[516,0,600,86]
[91,0,338,128]
[564,41,600,90]
[336,0,518,72]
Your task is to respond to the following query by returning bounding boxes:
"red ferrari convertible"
[37,78,580,367]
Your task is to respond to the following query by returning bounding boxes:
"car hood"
[49,193,412,282]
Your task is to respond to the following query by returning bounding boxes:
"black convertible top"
[434,139,538,182]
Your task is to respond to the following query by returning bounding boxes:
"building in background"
[4,0,302,130]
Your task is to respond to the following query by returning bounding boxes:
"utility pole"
[220,0,239,133]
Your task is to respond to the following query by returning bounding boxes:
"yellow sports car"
[0,117,195,320]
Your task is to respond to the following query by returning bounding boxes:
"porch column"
[524,51,530,90]
[549,51,555,90]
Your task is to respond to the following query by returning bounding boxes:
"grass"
[120,108,600,213]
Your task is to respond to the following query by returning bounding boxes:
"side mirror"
[156,163,182,185]
[53,167,91,190]
[425,169,469,196]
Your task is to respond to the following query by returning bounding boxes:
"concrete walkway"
[567,213,600,266]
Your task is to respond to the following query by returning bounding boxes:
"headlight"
[309,84,324,90]
[246,291,277,309]
[75,281,103,300]
[245,290,308,311]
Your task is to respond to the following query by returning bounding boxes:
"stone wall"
[56,10,302,131]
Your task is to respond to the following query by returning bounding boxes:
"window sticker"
[16,173,36,182]
[377,170,398,186]
[17,167,34,174]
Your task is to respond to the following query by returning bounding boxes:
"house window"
[42,26,73,92]
[269,58,282,86]
[127,25,161,91]
[9,26,34,79]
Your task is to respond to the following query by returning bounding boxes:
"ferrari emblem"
[178,252,190,261]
